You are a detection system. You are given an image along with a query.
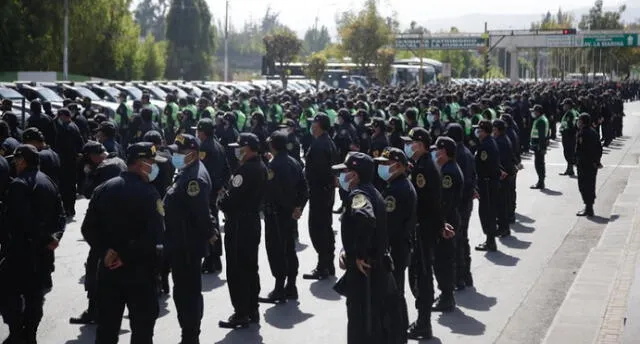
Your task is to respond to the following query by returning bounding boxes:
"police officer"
[492,119,517,238]
[374,147,416,343]
[219,133,268,328]
[164,134,217,343]
[96,121,124,159]
[1,145,66,344]
[279,119,304,168]
[22,128,61,186]
[261,131,309,302]
[401,128,452,340]
[164,93,180,143]
[115,92,132,147]
[474,120,505,252]
[445,124,476,290]
[575,113,603,217]
[26,100,56,145]
[369,118,389,159]
[195,118,231,274]
[81,142,165,344]
[54,108,86,218]
[0,120,19,157]
[559,99,578,177]
[501,114,521,224]
[303,114,338,280]
[218,113,240,171]
[432,137,463,312]
[354,109,371,154]
[333,152,399,344]
[530,104,549,189]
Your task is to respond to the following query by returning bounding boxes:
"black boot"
[432,293,456,312]
[212,256,222,273]
[218,313,250,329]
[475,237,497,252]
[302,268,330,280]
[464,272,474,287]
[559,165,575,176]
[285,279,298,300]
[530,182,545,189]
[69,303,96,325]
[407,316,433,340]
[260,279,286,304]
[577,204,595,217]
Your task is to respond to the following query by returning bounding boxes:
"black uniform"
[475,135,501,249]
[560,108,578,174]
[285,131,304,168]
[0,137,19,157]
[455,141,476,287]
[220,155,267,320]
[54,119,85,217]
[0,155,8,199]
[370,132,389,159]
[102,138,124,159]
[495,134,516,236]
[576,124,602,210]
[305,132,338,275]
[81,172,164,344]
[82,154,127,199]
[38,147,61,186]
[26,112,56,145]
[164,161,214,342]
[1,167,65,342]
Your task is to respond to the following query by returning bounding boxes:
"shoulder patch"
[156,199,165,216]
[480,151,488,161]
[416,173,426,188]
[385,196,396,212]
[352,193,369,209]
[267,169,275,180]
[187,180,200,197]
[442,175,453,189]
[199,151,207,160]
[231,174,243,188]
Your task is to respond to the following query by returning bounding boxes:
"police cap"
[97,120,117,136]
[10,144,39,165]
[401,127,431,147]
[194,118,215,135]
[312,113,331,131]
[142,130,163,146]
[278,118,296,129]
[434,136,456,156]
[82,141,106,156]
[374,147,408,166]
[267,130,288,151]
[445,123,464,143]
[168,134,200,152]
[492,119,506,131]
[228,132,260,151]
[22,128,45,143]
[126,142,167,164]
[531,104,544,113]
[331,151,375,178]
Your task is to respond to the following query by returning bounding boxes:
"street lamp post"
[63,0,69,80]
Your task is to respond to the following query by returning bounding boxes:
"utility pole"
[63,0,69,80]
[224,0,229,82]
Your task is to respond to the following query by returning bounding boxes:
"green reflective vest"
[234,110,247,131]
[115,102,132,128]
[269,104,283,124]
[462,117,472,136]
[164,102,180,131]
[531,115,549,147]
[560,109,579,131]
[300,107,316,130]
[325,109,338,126]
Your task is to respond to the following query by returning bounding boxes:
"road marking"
[520,161,638,169]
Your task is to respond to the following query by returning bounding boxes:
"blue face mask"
[404,143,415,159]
[377,164,392,181]
[430,150,437,162]
[172,153,187,170]
[143,162,159,182]
[474,128,481,138]
[338,172,350,191]
[234,147,244,160]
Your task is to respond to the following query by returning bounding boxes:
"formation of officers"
[0,79,634,344]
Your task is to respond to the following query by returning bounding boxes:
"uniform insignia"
[175,135,185,145]
[231,174,243,188]
[416,173,426,188]
[286,143,293,151]
[156,199,165,216]
[480,151,488,161]
[150,145,156,154]
[187,180,200,197]
[373,150,380,158]
[267,169,275,180]
[199,151,206,160]
[442,175,453,189]
[352,193,368,209]
[408,128,415,137]
[385,196,396,212]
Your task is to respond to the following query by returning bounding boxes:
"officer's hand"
[339,251,346,270]
[441,223,455,239]
[473,190,480,200]
[209,233,219,245]
[47,238,59,251]
[356,258,370,276]
[292,207,302,220]
[500,171,508,180]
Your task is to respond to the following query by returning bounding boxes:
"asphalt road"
[2,102,640,344]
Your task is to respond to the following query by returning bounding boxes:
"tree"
[303,25,331,55]
[134,0,169,40]
[264,28,301,89]
[306,53,327,91]
[579,0,626,78]
[165,0,216,80]
[337,0,392,73]
[141,35,167,80]
[375,48,395,85]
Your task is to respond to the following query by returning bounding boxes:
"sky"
[205,0,631,36]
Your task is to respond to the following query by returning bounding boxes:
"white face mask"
[427,114,435,124]
[354,117,363,125]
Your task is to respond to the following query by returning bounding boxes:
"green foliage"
[303,25,331,55]
[141,35,167,80]
[375,48,395,85]
[485,66,505,79]
[337,0,392,71]
[306,53,328,90]
[134,0,169,41]
[264,28,302,88]
[165,0,216,80]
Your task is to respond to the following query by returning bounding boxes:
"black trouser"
[168,252,203,341]
[533,148,546,184]
[59,164,77,216]
[602,118,614,144]
[478,179,499,240]
[409,230,433,323]
[521,126,531,152]
[85,249,100,316]
[345,262,386,344]
[1,265,47,339]
[308,186,335,270]
[561,134,576,169]
[509,173,517,221]
[578,164,598,206]
[390,242,409,342]
[265,206,298,283]
[202,200,222,270]
[613,114,623,137]
[497,177,513,233]
[96,273,158,344]
[435,212,458,296]
[225,214,261,317]
[456,199,473,281]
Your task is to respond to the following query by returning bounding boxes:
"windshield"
[103,87,120,99]
[34,87,64,102]
[125,87,143,100]
[141,86,167,100]
[74,87,101,101]
[168,87,188,98]
[0,88,24,100]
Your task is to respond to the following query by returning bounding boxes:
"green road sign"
[395,37,485,50]
[582,33,639,47]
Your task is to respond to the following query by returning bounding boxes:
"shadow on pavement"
[540,188,563,196]
[263,301,314,329]
[202,274,226,292]
[499,235,532,250]
[296,241,308,252]
[158,294,171,318]
[63,324,94,344]
[515,213,535,223]
[511,222,535,233]
[455,288,497,312]
[214,324,264,344]
[484,251,519,267]
[587,214,617,225]
[309,276,341,301]
[437,308,486,336]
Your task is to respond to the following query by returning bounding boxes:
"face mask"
[172,153,187,170]
[377,164,394,181]
[338,172,350,191]
[474,128,481,138]
[234,147,244,160]
[354,117,363,125]
[427,114,435,124]
[430,150,437,162]
[337,118,344,126]
[148,163,159,182]
[404,143,415,159]
[83,165,92,175]
[531,112,537,118]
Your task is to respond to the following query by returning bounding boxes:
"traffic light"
[562,28,577,35]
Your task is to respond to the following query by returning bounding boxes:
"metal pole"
[63,0,69,80]
[419,30,424,87]
[224,0,229,82]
